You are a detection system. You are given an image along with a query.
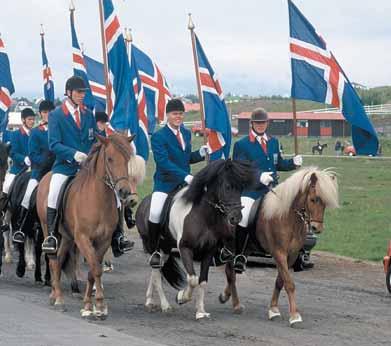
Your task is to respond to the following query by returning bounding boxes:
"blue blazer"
[233,135,296,199]
[48,102,96,176]
[9,128,29,175]
[152,125,204,193]
[29,125,54,180]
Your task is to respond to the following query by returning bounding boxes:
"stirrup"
[118,235,134,252]
[42,235,58,254]
[148,251,164,269]
[12,230,25,243]
[233,254,248,273]
[219,247,234,263]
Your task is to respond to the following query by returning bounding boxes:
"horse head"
[96,133,135,201]
[184,159,255,227]
[0,142,10,192]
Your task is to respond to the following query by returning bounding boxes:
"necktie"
[261,137,267,154]
[176,130,184,150]
[74,109,81,129]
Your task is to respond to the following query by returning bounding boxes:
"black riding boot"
[42,207,58,254]
[124,206,136,229]
[233,225,249,274]
[13,206,29,243]
[0,193,9,233]
[148,221,163,269]
[111,209,134,258]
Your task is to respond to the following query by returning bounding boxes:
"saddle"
[159,183,187,229]
[56,176,76,234]
[8,171,31,212]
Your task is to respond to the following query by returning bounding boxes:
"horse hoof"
[16,266,25,278]
[196,312,211,320]
[80,308,94,319]
[4,254,12,264]
[54,303,66,312]
[268,308,282,321]
[289,313,303,327]
[93,305,108,320]
[44,280,51,287]
[233,305,245,314]
[218,293,230,304]
[49,297,55,306]
[145,303,160,312]
[27,264,35,271]
[161,304,173,313]
[176,290,188,305]
[35,280,45,287]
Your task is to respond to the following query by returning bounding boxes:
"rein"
[207,199,243,216]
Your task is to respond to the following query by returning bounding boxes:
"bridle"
[294,185,324,226]
[207,199,243,216]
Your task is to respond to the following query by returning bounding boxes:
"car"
[191,122,239,137]
[343,145,356,156]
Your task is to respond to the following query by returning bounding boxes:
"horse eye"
[108,157,114,163]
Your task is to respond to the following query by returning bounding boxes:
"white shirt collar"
[65,98,80,117]
[22,125,31,136]
[167,123,181,135]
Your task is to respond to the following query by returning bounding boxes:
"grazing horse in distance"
[219,167,339,326]
[36,133,137,319]
[136,159,255,319]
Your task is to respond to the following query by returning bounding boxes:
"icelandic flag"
[288,0,379,155]
[41,33,55,102]
[84,54,106,112]
[129,45,149,160]
[70,10,95,110]
[102,0,133,131]
[194,33,231,160]
[132,44,171,132]
[0,36,15,139]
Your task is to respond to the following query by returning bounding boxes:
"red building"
[237,111,351,137]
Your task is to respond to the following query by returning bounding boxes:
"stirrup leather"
[148,251,164,269]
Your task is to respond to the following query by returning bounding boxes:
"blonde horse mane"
[262,166,339,220]
[128,154,146,185]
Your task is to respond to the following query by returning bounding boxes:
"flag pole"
[188,14,209,161]
[292,98,298,155]
[124,27,132,58]
[98,0,112,115]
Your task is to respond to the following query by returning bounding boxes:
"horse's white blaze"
[168,188,192,248]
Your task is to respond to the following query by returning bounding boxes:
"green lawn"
[138,134,391,261]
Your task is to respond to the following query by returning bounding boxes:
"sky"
[1,0,391,98]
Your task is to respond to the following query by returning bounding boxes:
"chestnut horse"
[219,167,339,327]
[36,133,135,319]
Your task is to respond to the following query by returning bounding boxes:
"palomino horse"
[0,142,10,274]
[136,159,255,319]
[36,133,136,318]
[219,167,339,326]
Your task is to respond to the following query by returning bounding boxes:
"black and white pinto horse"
[312,143,327,155]
[136,159,255,319]
[0,142,10,275]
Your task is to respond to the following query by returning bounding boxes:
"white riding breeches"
[3,173,16,194]
[21,179,38,209]
[47,174,69,209]
[149,191,168,223]
[239,196,256,228]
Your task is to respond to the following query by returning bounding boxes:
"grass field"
[138,134,391,262]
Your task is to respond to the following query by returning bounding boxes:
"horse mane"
[262,166,339,220]
[183,159,256,205]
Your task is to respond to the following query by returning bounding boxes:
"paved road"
[1,237,391,346]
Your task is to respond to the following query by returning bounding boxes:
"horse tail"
[161,253,187,290]
[62,244,79,280]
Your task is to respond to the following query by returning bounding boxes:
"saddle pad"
[8,171,31,211]
[160,183,187,227]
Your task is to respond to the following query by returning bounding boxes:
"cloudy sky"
[2,0,391,98]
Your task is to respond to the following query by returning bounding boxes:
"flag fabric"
[288,0,378,155]
[41,33,55,102]
[0,36,15,138]
[194,33,231,160]
[70,10,95,110]
[84,54,106,112]
[132,44,171,132]
[102,0,133,131]
[129,45,149,160]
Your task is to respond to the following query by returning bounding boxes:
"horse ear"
[95,134,109,146]
[310,172,318,187]
[128,134,136,143]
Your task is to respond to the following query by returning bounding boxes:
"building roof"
[237,111,344,121]
[184,103,200,112]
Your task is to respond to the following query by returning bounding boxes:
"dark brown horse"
[219,167,339,326]
[36,133,135,319]
[0,142,10,274]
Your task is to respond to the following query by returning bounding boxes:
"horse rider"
[148,98,210,268]
[95,110,109,136]
[232,108,303,273]
[0,108,36,218]
[41,76,133,257]
[13,100,56,243]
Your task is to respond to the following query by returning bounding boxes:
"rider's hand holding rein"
[260,171,274,186]
[199,145,211,158]
[24,156,31,167]
[74,151,88,163]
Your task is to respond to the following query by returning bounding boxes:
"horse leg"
[145,270,157,311]
[25,237,35,271]
[0,232,3,275]
[4,230,12,264]
[44,254,51,286]
[219,261,244,314]
[176,246,197,305]
[195,254,213,320]
[268,272,284,321]
[34,230,43,283]
[16,243,26,278]
[274,252,302,327]
[152,268,172,312]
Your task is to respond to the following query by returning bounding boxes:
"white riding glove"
[199,145,211,158]
[74,151,88,163]
[293,155,303,166]
[184,175,194,185]
[260,172,274,186]
[24,156,31,167]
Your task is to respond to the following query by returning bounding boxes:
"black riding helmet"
[64,76,88,95]
[95,111,109,123]
[21,107,36,119]
[39,100,55,113]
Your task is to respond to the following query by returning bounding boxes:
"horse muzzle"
[227,210,242,227]
[310,221,323,234]
[118,186,131,201]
